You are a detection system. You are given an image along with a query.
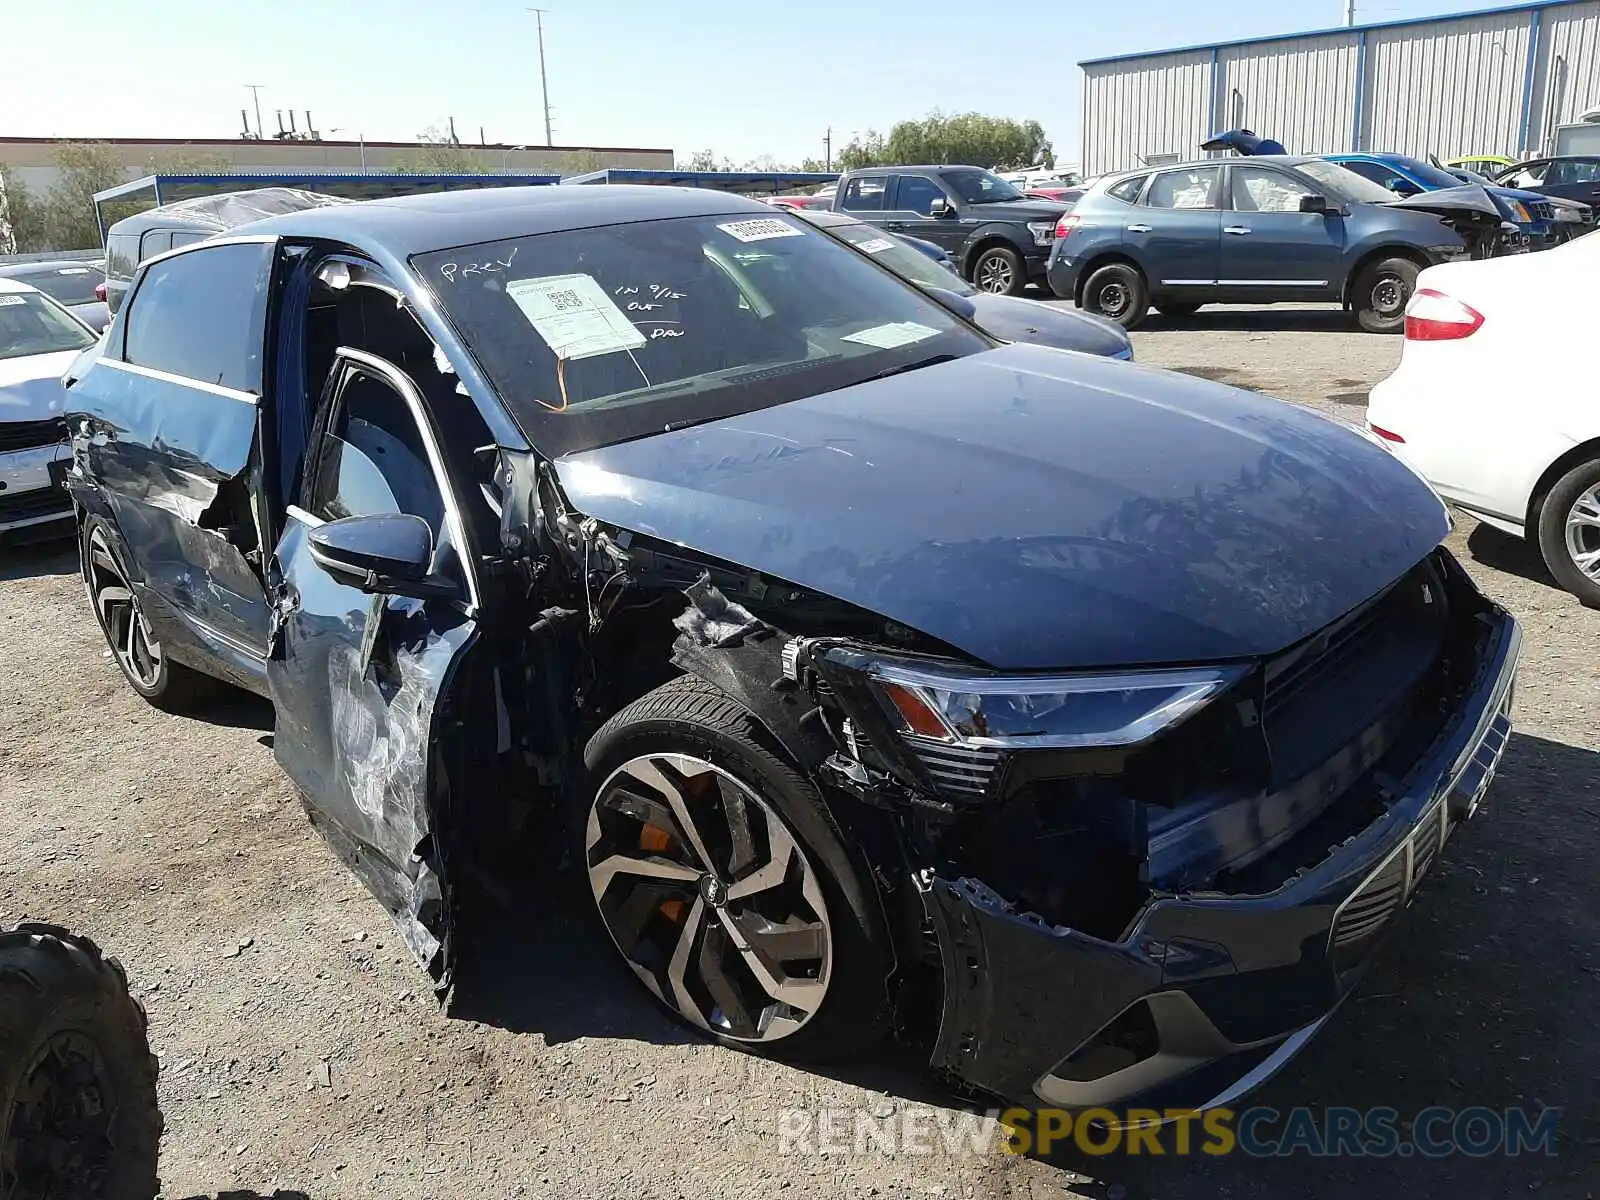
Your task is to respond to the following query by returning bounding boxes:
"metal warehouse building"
[1079,0,1600,174]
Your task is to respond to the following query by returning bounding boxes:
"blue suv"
[1323,153,1556,249]
[1048,156,1506,332]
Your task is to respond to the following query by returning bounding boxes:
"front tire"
[1353,257,1420,334]
[970,245,1027,296]
[0,924,162,1200]
[1536,458,1600,606]
[80,516,212,712]
[1081,263,1149,329]
[580,675,890,1062]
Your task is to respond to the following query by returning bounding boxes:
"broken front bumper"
[924,605,1519,1111]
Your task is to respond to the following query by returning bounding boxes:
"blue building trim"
[1519,7,1544,153]
[1078,0,1575,67]
[1351,29,1369,151]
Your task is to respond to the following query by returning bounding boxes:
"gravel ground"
[3,303,1595,1199]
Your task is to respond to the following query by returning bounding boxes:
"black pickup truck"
[825,164,1070,295]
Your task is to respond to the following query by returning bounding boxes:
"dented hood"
[556,344,1449,670]
[0,349,80,425]
[1384,183,1504,221]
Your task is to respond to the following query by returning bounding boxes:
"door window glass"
[1548,159,1600,185]
[1503,162,1548,187]
[840,176,888,211]
[140,231,173,260]
[310,370,444,533]
[122,241,271,390]
[105,234,140,279]
[1230,166,1314,213]
[895,175,947,216]
[1145,167,1221,210]
[1337,160,1414,193]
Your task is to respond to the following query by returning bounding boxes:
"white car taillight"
[1404,288,1484,341]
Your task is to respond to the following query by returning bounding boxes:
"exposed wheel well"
[1071,252,1143,306]
[1526,437,1600,533]
[1342,247,1429,308]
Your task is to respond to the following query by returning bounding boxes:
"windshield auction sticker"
[716,218,805,243]
[0,295,26,307]
[505,274,646,361]
[841,321,940,350]
[853,237,897,254]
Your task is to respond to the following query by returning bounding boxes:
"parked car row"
[43,185,1520,1121]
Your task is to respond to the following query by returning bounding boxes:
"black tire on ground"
[80,515,214,713]
[1353,256,1420,334]
[969,245,1028,296]
[1080,263,1149,330]
[1155,302,1203,317]
[581,673,892,1063]
[1536,458,1600,607]
[0,924,161,1200]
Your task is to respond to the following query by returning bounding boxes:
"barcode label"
[716,218,805,243]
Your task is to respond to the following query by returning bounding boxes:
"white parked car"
[1367,232,1600,602]
[0,276,99,541]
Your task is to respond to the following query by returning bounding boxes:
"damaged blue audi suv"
[64,185,1519,1112]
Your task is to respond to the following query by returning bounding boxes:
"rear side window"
[1549,159,1600,185]
[1146,167,1221,210]
[841,176,888,211]
[105,234,140,279]
[1107,175,1148,202]
[140,231,173,260]
[122,241,272,391]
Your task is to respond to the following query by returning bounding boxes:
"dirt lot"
[3,303,1596,1199]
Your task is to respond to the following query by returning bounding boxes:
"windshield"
[942,169,1025,204]
[0,291,97,361]
[1293,160,1397,205]
[829,223,977,296]
[8,265,103,307]
[414,213,991,456]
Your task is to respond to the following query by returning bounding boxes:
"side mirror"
[929,197,954,218]
[1384,180,1419,197]
[1299,193,1334,214]
[923,286,977,321]
[308,513,456,599]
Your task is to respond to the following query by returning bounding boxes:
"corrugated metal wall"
[1080,1,1600,172]
[1081,51,1213,175]
[1532,1,1600,148]
[1218,34,1360,156]
[1360,10,1532,156]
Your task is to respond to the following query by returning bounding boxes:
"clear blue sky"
[4,0,1518,164]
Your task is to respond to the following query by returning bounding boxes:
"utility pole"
[243,83,265,138]
[528,8,554,146]
[824,126,832,170]
[1345,0,1355,25]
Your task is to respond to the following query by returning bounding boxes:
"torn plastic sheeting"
[137,187,350,232]
[675,573,765,648]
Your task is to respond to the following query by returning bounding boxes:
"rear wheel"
[970,245,1027,296]
[1155,302,1203,317]
[1353,257,1420,334]
[0,924,161,1200]
[581,675,890,1061]
[1536,458,1600,606]
[1081,263,1149,329]
[80,517,212,712]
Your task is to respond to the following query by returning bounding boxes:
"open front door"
[265,348,481,982]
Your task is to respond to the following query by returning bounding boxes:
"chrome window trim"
[100,357,260,405]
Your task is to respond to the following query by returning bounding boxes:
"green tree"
[0,166,48,253]
[394,127,489,174]
[835,113,1053,171]
[42,142,127,250]
[144,149,233,174]
[551,149,603,177]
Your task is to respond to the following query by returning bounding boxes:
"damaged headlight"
[858,659,1245,750]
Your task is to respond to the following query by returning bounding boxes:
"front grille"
[1529,200,1554,222]
[1261,560,1448,788]
[906,738,1003,798]
[0,419,67,454]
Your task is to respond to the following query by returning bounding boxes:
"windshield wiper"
[863,353,960,383]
